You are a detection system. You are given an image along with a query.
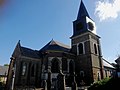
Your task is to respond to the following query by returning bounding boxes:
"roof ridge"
[54,40,70,49]
[39,40,70,52]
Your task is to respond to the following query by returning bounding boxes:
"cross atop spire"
[77,0,90,20]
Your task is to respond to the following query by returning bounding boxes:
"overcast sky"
[0,0,120,65]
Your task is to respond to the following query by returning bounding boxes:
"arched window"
[69,60,75,74]
[78,43,84,54]
[51,58,59,73]
[94,44,97,54]
[31,64,35,77]
[62,58,68,72]
[22,63,27,76]
[97,71,101,81]
[80,71,84,78]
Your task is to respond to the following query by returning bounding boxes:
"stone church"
[5,0,115,90]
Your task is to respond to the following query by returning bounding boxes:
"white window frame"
[22,63,27,76]
[93,43,98,55]
[77,42,85,55]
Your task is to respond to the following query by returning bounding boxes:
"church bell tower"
[71,0,104,85]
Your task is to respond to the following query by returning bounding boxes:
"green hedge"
[88,77,115,90]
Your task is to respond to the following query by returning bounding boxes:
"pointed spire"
[15,40,21,51]
[12,40,21,57]
[17,40,21,47]
[77,0,90,19]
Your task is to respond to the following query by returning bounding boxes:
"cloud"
[95,0,120,21]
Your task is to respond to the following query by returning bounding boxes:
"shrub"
[88,77,111,90]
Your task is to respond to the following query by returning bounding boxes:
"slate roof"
[77,0,90,20]
[0,66,8,76]
[103,59,115,69]
[20,47,40,59]
[39,39,71,53]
